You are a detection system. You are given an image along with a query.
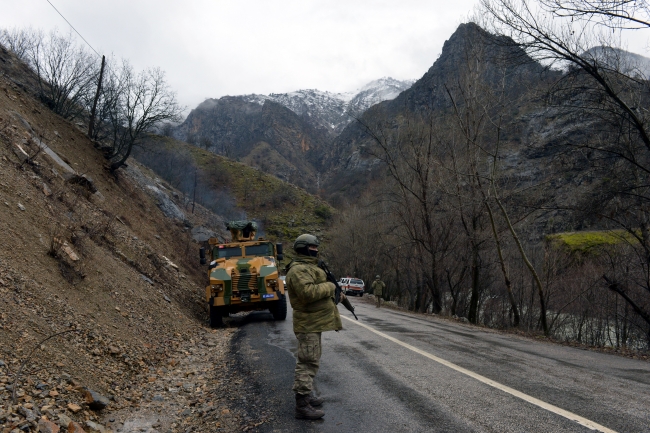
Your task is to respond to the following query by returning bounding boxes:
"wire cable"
[45,0,101,57]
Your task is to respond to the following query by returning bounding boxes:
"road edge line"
[341,315,617,433]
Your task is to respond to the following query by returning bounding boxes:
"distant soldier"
[286,234,343,420]
[372,275,385,308]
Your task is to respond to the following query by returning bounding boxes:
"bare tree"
[104,61,183,171]
[28,29,98,120]
[199,136,213,150]
[0,26,41,61]
[540,0,650,28]
[479,0,650,337]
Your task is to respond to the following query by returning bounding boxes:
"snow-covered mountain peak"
[359,77,415,92]
[238,77,414,134]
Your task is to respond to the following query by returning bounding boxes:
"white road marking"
[342,315,617,433]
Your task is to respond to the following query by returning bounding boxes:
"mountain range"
[239,77,416,134]
[171,77,414,190]
[171,22,650,223]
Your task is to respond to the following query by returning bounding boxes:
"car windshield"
[215,246,242,259]
[351,279,364,285]
[245,243,273,257]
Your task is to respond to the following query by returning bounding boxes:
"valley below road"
[228,296,650,433]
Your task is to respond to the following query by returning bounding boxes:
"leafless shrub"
[0,27,41,62]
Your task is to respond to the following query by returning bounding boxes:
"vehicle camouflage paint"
[201,221,287,327]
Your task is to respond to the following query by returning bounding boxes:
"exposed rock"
[84,420,109,433]
[60,242,80,261]
[161,256,179,270]
[83,388,110,410]
[191,226,217,243]
[38,419,60,433]
[57,414,72,428]
[146,185,186,221]
[66,403,82,413]
[124,164,186,221]
[17,406,36,422]
[67,421,86,433]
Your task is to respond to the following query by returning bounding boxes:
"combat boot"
[295,393,324,420]
[308,393,323,407]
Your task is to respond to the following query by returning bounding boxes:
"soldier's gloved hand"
[339,291,346,301]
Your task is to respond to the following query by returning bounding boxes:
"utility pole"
[88,55,105,139]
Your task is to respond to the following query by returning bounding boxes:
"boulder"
[83,389,110,411]
[67,422,86,433]
[38,419,60,433]
[84,420,110,433]
[66,403,82,413]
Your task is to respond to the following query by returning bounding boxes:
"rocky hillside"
[171,78,414,188]
[320,23,570,206]
[173,97,329,190]
[132,134,335,249]
[0,44,270,433]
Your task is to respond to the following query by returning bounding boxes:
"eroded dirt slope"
[0,45,270,433]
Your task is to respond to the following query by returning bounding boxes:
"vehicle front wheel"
[270,294,287,320]
[210,305,225,328]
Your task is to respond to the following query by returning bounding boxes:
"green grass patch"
[139,135,334,247]
[546,229,638,255]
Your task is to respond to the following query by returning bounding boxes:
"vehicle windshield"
[244,243,273,257]
[215,246,242,259]
[351,279,364,285]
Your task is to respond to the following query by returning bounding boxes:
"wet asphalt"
[228,299,650,433]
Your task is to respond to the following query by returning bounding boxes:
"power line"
[45,0,101,57]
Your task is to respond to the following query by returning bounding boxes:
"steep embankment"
[134,135,335,251]
[0,45,268,432]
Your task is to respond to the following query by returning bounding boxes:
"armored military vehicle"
[200,221,287,327]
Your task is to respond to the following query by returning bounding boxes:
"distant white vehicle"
[338,277,365,297]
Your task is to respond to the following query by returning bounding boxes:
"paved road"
[228,298,650,433]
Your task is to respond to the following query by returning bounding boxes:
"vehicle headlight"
[266,279,277,287]
[211,284,224,295]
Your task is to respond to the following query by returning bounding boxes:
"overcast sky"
[2,0,649,114]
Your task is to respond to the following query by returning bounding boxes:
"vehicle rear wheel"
[360,293,363,297]
[270,294,287,320]
[210,305,225,328]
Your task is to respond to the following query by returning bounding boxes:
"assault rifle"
[318,260,358,320]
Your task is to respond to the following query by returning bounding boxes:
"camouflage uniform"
[372,278,385,307]
[286,256,342,395]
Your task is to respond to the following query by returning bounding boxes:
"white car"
[338,277,365,296]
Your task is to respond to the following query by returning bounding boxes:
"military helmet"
[294,234,320,252]
[376,275,380,279]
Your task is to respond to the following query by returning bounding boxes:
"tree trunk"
[495,195,548,335]
[485,200,520,327]
[467,247,480,324]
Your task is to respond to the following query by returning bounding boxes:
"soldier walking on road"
[286,234,343,420]
[372,275,385,308]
